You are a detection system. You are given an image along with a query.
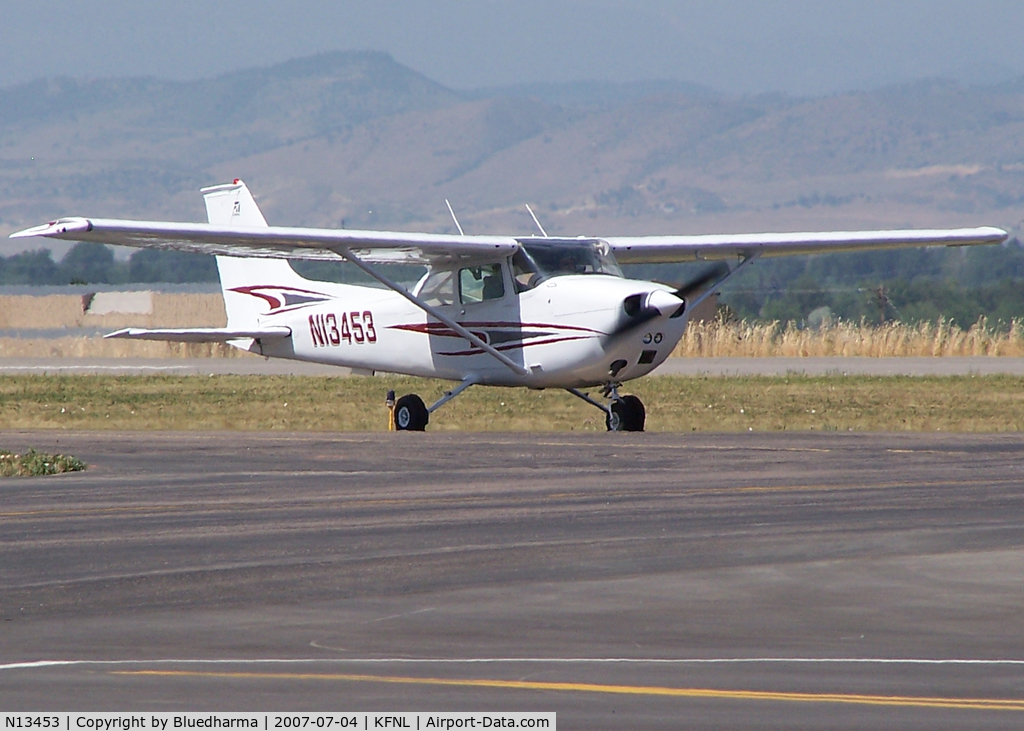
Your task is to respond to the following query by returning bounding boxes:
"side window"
[417,268,455,306]
[459,263,506,304]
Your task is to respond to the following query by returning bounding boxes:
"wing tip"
[9,217,92,239]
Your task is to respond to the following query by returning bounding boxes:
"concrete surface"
[1,431,1023,728]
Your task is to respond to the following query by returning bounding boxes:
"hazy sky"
[3,1,1024,95]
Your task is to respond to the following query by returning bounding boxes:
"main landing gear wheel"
[394,394,429,431]
[606,395,646,432]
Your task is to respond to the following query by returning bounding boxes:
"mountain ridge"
[3,51,1024,256]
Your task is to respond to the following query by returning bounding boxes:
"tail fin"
[203,180,308,328]
[203,179,269,227]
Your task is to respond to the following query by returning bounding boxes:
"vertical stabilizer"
[202,179,269,227]
[203,180,307,329]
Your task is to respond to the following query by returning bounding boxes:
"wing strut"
[332,246,530,377]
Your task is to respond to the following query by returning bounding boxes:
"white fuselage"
[251,275,688,388]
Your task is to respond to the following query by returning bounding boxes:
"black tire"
[394,394,429,431]
[606,395,646,432]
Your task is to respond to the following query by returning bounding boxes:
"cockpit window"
[459,263,505,304]
[512,239,622,292]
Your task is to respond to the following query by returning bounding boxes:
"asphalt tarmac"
[1,431,1023,729]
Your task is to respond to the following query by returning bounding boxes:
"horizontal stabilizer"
[104,326,291,343]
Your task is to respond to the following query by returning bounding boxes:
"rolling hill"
[3,51,1024,256]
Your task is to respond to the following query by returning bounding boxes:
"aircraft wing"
[10,217,517,265]
[11,218,1008,265]
[605,227,1009,264]
[105,326,292,342]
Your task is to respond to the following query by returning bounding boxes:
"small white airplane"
[11,180,1007,431]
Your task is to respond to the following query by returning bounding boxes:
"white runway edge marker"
[3,657,1024,672]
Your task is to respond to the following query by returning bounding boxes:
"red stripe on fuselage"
[438,334,594,357]
[388,320,602,335]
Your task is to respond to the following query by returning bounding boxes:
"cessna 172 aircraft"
[11,180,1007,431]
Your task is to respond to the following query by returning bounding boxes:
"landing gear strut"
[567,383,646,432]
[390,377,478,432]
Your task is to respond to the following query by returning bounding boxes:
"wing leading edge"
[10,212,1007,265]
[606,227,1008,264]
[10,217,518,265]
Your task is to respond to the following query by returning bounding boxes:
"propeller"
[606,289,683,339]
[606,262,731,340]
[671,261,730,300]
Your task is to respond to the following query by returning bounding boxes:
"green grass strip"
[1,373,1023,432]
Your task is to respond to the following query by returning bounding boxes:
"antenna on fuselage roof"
[524,204,548,237]
[445,199,465,236]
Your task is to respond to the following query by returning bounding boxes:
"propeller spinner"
[607,262,729,339]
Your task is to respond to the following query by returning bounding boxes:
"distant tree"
[718,238,1024,325]
[291,259,425,285]
[1,249,61,285]
[953,238,1024,287]
[758,275,831,323]
[58,242,121,284]
[127,249,218,283]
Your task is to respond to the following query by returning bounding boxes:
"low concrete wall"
[0,293,227,329]
[0,292,240,358]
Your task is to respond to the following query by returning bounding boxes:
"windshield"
[511,239,622,292]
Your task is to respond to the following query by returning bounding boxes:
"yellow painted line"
[113,670,1024,711]
[0,487,819,519]
[1,474,1009,520]
[0,505,184,518]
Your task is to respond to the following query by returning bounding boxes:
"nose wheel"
[567,385,646,432]
[607,394,646,432]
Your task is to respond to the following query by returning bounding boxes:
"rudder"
[202,180,308,329]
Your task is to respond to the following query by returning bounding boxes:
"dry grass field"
[0,337,250,358]
[2,374,1023,432]
[672,318,1024,358]
[4,292,1024,359]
